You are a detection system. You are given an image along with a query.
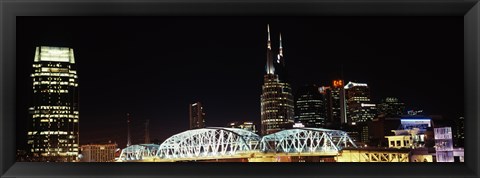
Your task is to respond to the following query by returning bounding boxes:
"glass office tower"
[294,84,326,128]
[27,46,79,162]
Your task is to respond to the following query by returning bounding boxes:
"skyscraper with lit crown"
[28,46,79,162]
[260,25,294,135]
[344,81,377,125]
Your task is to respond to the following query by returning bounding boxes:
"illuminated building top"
[333,80,344,88]
[34,46,75,64]
[344,81,368,89]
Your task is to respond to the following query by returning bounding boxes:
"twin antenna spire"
[266,24,284,74]
[267,24,282,51]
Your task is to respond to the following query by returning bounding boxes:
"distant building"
[377,97,405,117]
[189,102,206,129]
[344,81,376,125]
[454,116,465,147]
[294,84,326,128]
[434,127,454,162]
[369,115,436,148]
[27,46,80,162]
[453,148,464,162]
[260,25,294,135]
[227,121,258,134]
[368,116,402,147]
[80,143,117,162]
[384,117,434,149]
[320,79,346,129]
[385,131,414,148]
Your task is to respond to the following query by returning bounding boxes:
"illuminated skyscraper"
[294,84,326,128]
[321,80,347,128]
[260,24,294,135]
[189,102,206,129]
[344,81,377,125]
[27,46,79,162]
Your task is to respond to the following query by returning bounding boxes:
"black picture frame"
[1,0,479,177]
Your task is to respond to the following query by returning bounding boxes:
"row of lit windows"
[35,67,70,73]
[33,114,79,119]
[33,110,72,114]
[38,118,78,123]
[36,106,71,110]
[34,89,72,93]
[33,62,73,71]
[31,72,77,78]
[32,148,78,152]
[262,119,290,123]
[262,110,279,113]
[28,131,71,135]
[33,81,73,85]
[297,100,322,103]
[33,76,70,82]
[30,142,78,147]
[261,96,290,100]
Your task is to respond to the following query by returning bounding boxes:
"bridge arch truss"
[157,127,261,159]
[118,144,160,161]
[260,128,357,153]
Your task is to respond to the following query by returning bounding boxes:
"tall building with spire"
[260,24,294,135]
[27,46,79,162]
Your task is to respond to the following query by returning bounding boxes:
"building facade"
[454,116,465,147]
[189,102,206,129]
[227,121,258,134]
[344,81,377,125]
[377,97,405,117]
[27,46,80,162]
[434,127,454,162]
[260,25,295,135]
[321,79,347,129]
[294,84,326,128]
[80,143,117,162]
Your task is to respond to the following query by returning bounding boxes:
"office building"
[27,46,79,162]
[80,143,118,162]
[294,84,326,128]
[454,116,465,147]
[321,80,347,129]
[260,24,295,135]
[189,102,206,129]
[344,81,377,125]
[434,127,454,162]
[377,97,405,117]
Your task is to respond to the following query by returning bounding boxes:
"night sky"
[16,17,463,150]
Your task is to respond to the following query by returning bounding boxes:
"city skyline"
[17,17,463,150]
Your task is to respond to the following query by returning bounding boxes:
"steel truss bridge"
[117,127,357,162]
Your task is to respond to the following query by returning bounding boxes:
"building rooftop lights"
[344,81,368,89]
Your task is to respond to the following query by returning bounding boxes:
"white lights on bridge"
[117,127,357,162]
